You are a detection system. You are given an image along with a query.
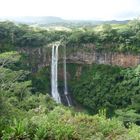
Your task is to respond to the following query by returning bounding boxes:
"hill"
[0,16,129,26]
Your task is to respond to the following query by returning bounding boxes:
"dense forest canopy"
[0,19,140,139]
[0,19,140,52]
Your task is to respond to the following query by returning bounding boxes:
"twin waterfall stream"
[51,44,71,106]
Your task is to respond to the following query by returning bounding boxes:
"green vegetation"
[1,19,140,53]
[1,51,139,139]
[68,64,140,123]
[0,19,140,139]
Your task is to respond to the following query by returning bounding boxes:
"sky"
[0,0,140,20]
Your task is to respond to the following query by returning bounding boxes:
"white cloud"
[0,0,140,20]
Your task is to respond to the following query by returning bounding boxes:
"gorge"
[18,44,140,108]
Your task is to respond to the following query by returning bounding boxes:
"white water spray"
[51,44,61,103]
[64,45,71,106]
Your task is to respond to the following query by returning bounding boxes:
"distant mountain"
[0,16,130,26]
[0,16,65,24]
[104,20,130,24]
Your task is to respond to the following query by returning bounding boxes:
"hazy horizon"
[0,0,140,20]
[0,16,136,21]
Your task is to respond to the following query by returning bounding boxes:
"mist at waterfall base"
[51,44,71,106]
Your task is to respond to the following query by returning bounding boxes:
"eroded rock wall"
[67,51,140,67]
[18,44,140,72]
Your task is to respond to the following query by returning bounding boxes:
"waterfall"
[64,45,71,106]
[51,43,71,106]
[51,44,61,103]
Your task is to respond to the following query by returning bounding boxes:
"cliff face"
[67,51,140,67]
[19,47,51,72]
[19,44,140,72]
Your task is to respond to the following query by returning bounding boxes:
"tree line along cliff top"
[0,19,140,53]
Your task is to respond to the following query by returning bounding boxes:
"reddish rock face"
[68,51,140,68]
[111,53,140,67]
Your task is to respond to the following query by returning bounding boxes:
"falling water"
[64,45,71,106]
[51,44,61,103]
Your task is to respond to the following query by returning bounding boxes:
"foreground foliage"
[1,106,140,140]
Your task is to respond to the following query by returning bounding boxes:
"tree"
[99,24,117,44]
[0,51,20,67]
[0,51,31,100]
[129,19,140,33]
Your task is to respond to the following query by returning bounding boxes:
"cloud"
[0,0,140,20]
